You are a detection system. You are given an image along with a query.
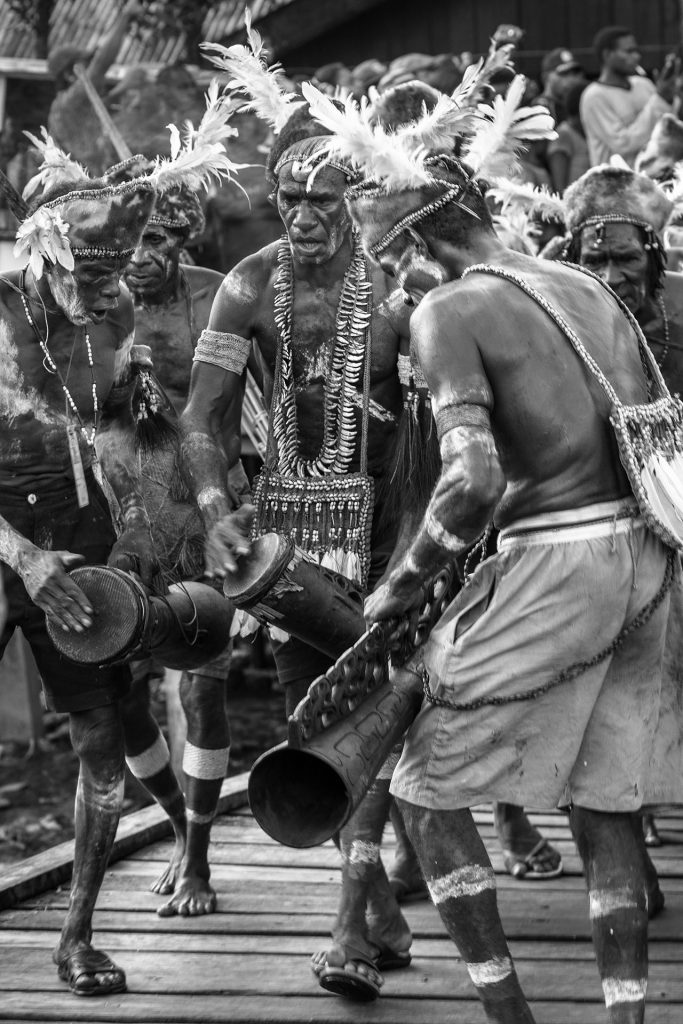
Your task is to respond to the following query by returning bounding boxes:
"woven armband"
[193,330,251,375]
[434,402,491,443]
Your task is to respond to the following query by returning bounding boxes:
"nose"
[100,274,121,299]
[603,259,624,287]
[130,244,151,266]
[292,201,317,232]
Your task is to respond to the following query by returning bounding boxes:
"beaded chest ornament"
[252,232,374,587]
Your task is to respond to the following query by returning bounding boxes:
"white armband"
[193,330,251,375]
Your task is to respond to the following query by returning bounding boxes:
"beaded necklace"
[271,231,372,477]
[655,296,670,371]
[20,285,99,447]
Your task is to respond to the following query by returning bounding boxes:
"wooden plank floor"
[0,784,682,1023]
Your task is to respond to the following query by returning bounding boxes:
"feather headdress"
[22,128,87,202]
[461,75,556,180]
[489,178,565,224]
[149,79,247,195]
[201,8,300,134]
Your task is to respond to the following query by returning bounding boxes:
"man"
[305,80,682,1023]
[107,156,247,917]
[180,96,419,998]
[564,163,683,852]
[536,47,585,126]
[580,26,679,168]
[0,170,159,997]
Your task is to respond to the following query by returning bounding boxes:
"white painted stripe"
[589,887,638,919]
[186,807,215,825]
[376,749,401,780]
[602,978,647,1007]
[428,864,496,904]
[348,840,380,865]
[125,733,170,779]
[466,956,513,987]
[182,742,230,780]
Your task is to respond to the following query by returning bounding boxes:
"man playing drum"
[304,77,683,1023]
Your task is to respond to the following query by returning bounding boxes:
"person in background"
[580,25,680,168]
[548,81,591,192]
[536,47,585,126]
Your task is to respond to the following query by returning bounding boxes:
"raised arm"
[365,289,505,624]
[179,257,262,575]
[87,0,142,90]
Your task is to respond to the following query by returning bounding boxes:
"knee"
[181,674,228,739]
[70,704,125,777]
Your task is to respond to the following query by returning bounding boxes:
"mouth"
[88,306,115,324]
[292,238,324,255]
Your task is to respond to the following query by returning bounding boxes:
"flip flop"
[311,949,383,1002]
[503,838,563,880]
[57,947,127,997]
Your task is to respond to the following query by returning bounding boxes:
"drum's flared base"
[248,744,350,848]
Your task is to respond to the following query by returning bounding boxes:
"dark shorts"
[0,473,131,714]
[273,525,396,717]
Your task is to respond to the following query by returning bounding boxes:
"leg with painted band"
[397,799,535,1024]
[120,677,187,895]
[570,806,648,1024]
[158,672,230,917]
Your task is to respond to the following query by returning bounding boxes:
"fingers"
[59,552,86,569]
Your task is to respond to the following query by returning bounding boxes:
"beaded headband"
[368,184,480,258]
[73,246,135,260]
[273,136,356,184]
[573,213,662,251]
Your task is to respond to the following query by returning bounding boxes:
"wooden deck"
[0,775,682,1023]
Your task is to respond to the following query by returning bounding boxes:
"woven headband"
[573,214,661,251]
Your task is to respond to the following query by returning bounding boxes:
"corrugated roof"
[0,0,295,65]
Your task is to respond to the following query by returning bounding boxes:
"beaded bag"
[462,263,683,552]
[251,236,375,587]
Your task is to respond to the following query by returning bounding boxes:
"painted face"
[375,231,448,305]
[276,164,351,264]
[49,257,124,325]
[578,221,649,314]
[123,223,182,298]
[604,35,641,77]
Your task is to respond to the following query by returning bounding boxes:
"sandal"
[311,949,382,1001]
[56,946,127,997]
[503,838,563,880]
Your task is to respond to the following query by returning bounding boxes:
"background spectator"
[548,81,591,192]
[537,47,586,124]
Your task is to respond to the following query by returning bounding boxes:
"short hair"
[593,25,633,62]
[417,162,494,247]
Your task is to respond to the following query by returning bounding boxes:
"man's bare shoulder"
[216,242,278,305]
[182,264,224,292]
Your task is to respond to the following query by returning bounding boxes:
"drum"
[46,565,234,669]
[221,533,366,659]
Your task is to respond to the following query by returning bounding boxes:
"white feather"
[395,92,478,153]
[489,177,564,223]
[302,81,433,190]
[462,75,556,179]
[22,128,87,201]
[200,10,298,134]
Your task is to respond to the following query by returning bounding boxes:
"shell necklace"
[271,231,372,478]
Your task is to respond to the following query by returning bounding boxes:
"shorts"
[391,498,682,813]
[0,473,131,714]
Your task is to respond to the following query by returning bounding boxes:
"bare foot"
[151,835,185,895]
[157,872,216,917]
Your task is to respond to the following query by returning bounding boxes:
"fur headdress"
[15,80,242,277]
[564,164,673,236]
[103,154,206,240]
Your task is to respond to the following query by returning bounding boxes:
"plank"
[5,993,683,1024]
[2,946,683,1001]
[0,774,248,911]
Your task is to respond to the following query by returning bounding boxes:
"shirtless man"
[0,173,158,996]
[180,106,418,999]
[304,82,681,1022]
[105,158,238,917]
[564,163,683,852]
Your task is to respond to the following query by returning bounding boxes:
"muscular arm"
[180,257,265,571]
[365,290,505,621]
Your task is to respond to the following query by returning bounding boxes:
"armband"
[434,402,491,443]
[193,330,251,375]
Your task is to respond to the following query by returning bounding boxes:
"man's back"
[413,253,646,526]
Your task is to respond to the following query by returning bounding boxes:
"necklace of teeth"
[20,292,99,447]
[271,231,372,477]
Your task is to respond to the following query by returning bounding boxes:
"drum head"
[46,565,145,665]
[221,532,294,606]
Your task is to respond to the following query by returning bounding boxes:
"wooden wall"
[281,0,681,79]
